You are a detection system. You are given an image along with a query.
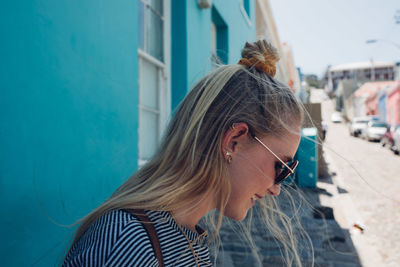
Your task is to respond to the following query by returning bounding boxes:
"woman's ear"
[221,123,250,156]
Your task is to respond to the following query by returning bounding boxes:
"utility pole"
[370,58,375,81]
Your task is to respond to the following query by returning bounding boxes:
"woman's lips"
[251,194,263,205]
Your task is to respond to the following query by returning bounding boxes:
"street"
[319,94,400,267]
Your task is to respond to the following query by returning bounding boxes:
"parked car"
[331,112,343,123]
[361,121,388,141]
[381,124,400,150]
[356,116,379,137]
[393,127,400,155]
[348,117,369,137]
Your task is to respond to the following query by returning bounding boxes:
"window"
[242,0,250,17]
[210,22,219,67]
[137,0,170,166]
[138,0,164,61]
[240,0,252,26]
[211,7,228,66]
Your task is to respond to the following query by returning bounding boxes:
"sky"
[269,0,400,77]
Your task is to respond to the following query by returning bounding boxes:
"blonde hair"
[66,40,307,266]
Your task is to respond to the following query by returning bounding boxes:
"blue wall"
[378,89,388,123]
[1,0,256,265]
[0,1,139,265]
[212,0,255,64]
[171,0,255,110]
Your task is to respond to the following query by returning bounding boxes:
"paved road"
[320,97,400,267]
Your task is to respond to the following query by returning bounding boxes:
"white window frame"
[138,0,171,167]
[240,0,252,27]
[210,22,221,68]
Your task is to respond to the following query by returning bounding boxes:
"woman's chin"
[224,208,249,221]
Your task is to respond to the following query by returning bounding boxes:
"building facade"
[346,81,399,121]
[255,0,304,98]
[0,1,255,266]
[386,81,400,125]
[324,61,397,94]
[255,0,289,83]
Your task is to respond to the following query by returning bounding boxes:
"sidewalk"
[321,147,383,267]
[214,155,363,267]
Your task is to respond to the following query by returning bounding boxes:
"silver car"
[349,117,369,137]
[331,112,343,123]
[361,121,388,141]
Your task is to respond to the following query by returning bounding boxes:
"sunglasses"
[254,136,299,184]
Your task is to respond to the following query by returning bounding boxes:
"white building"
[255,0,303,97]
[325,61,397,93]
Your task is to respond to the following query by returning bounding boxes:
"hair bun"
[238,40,280,77]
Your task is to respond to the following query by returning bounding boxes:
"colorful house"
[352,81,397,117]
[324,61,397,94]
[386,81,400,125]
[0,1,256,266]
[377,85,390,122]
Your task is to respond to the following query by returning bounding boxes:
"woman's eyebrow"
[282,156,293,162]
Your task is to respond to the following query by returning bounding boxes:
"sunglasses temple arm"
[254,137,295,173]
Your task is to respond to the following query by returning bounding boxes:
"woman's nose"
[268,183,281,196]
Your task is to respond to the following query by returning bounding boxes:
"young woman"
[63,40,305,267]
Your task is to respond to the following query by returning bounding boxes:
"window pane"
[139,109,159,160]
[138,0,145,49]
[243,0,250,16]
[146,8,163,62]
[149,0,163,15]
[139,59,159,109]
[211,22,216,55]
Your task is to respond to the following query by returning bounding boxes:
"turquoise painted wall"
[0,1,139,265]
[171,1,189,111]
[212,0,256,65]
[171,0,256,110]
[1,0,256,265]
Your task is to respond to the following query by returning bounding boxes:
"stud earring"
[225,151,232,164]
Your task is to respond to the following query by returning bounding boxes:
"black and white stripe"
[63,209,211,266]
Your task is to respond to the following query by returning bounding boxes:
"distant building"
[324,61,397,94]
[255,0,288,83]
[396,62,400,80]
[377,85,391,122]
[297,67,309,103]
[282,42,302,93]
[386,81,400,125]
[336,79,359,115]
[346,81,399,121]
[255,0,302,95]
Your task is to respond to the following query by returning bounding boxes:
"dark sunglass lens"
[275,170,290,184]
[274,160,299,184]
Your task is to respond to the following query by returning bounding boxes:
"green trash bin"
[295,127,318,188]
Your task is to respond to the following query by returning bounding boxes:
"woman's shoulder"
[64,209,158,267]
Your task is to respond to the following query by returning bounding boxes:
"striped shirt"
[63,209,211,267]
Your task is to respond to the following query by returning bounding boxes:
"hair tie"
[238,57,277,77]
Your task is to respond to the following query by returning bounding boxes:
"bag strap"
[125,209,164,267]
